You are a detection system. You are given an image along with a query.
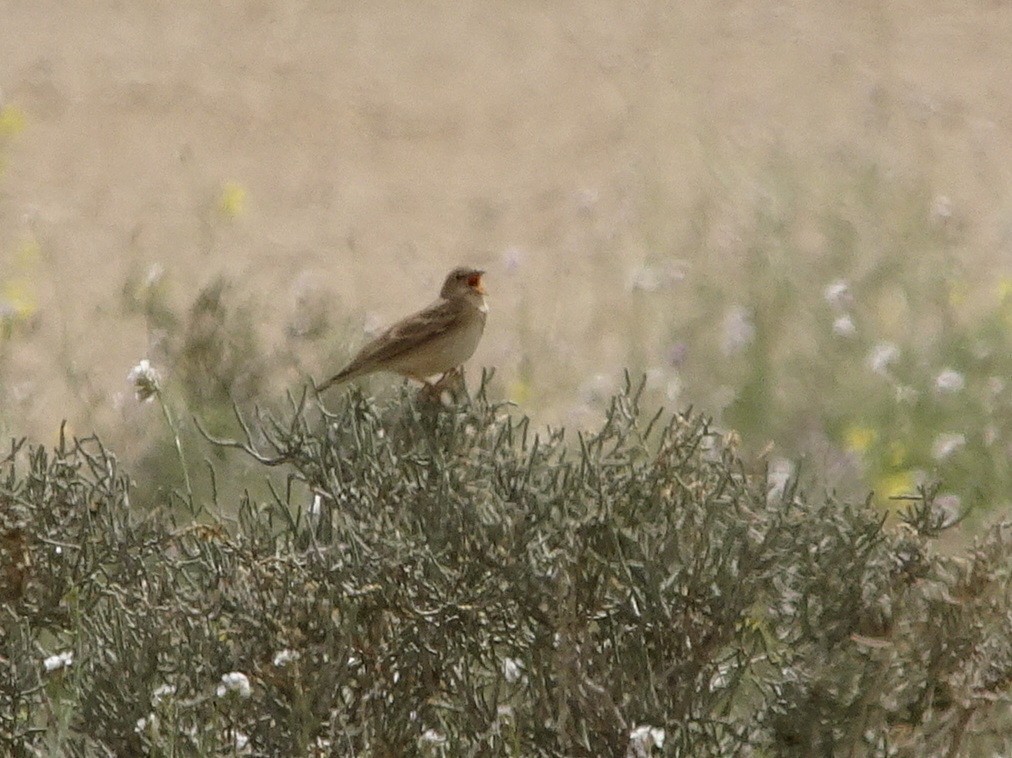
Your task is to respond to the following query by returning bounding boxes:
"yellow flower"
[0,105,27,138]
[218,181,247,218]
[998,276,1012,303]
[507,378,531,405]
[1,237,41,322]
[1,279,37,320]
[844,425,876,454]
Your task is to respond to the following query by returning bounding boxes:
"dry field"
[1,1,1010,478]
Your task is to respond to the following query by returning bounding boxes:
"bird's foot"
[417,368,466,405]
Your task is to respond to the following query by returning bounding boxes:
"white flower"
[867,342,900,376]
[628,724,666,753]
[233,731,250,751]
[832,314,857,338]
[823,279,851,309]
[273,649,300,667]
[935,368,965,394]
[502,657,523,683]
[152,683,176,705]
[135,715,150,734]
[43,651,73,672]
[709,661,734,691]
[932,433,966,461]
[216,671,252,698]
[127,359,161,402]
[419,729,446,745]
[721,306,755,355]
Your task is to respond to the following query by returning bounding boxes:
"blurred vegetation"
[2,379,1011,756]
[0,102,1008,518]
[621,159,1012,517]
[102,159,1010,527]
[0,86,1009,754]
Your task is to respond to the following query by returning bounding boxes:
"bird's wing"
[324,298,465,384]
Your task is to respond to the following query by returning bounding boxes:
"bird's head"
[441,266,486,300]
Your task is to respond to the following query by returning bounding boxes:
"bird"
[317,266,488,391]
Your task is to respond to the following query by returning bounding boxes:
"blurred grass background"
[0,1,1009,515]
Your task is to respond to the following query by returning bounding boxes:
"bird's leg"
[432,367,466,396]
[411,374,444,404]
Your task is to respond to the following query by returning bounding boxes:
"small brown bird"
[318,266,488,391]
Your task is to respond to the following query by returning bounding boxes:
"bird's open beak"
[468,272,486,295]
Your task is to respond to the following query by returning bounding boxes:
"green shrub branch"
[0,379,1009,756]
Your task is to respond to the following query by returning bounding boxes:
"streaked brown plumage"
[318,266,487,390]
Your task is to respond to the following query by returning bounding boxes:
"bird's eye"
[467,273,481,288]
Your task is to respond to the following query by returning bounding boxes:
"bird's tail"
[315,366,358,393]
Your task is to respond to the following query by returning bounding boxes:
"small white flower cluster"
[935,368,965,394]
[419,728,446,752]
[832,314,857,338]
[151,683,176,705]
[127,359,161,402]
[627,724,666,756]
[823,279,852,309]
[216,671,252,699]
[867,342,900,377]
[502,657,523,684]
[824,279,858,339]
[135,684,179,738]
[43,650,74,673]
[273,649,300,667]
[420,728,446,744]
[932,433,966,461]
[231,730,250,752]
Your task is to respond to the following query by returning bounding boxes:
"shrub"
[1,378,1010,756]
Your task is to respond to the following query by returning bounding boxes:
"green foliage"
[2,379,1010,755]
